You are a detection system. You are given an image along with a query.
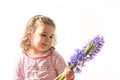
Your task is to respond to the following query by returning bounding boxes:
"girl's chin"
[39,47,50,52]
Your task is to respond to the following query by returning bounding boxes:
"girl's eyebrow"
[41,32,55,36]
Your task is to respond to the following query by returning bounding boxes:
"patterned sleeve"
[14,54,24,80]
[53,51,67,75]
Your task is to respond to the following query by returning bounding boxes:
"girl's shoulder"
[51,50,62,57]
[49,47,62,57]
[16,52,28,62]
[51,50,65,61]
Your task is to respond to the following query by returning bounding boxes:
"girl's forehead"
[35,19,55,28]
[35,23,55,33]
[37,23,55,29]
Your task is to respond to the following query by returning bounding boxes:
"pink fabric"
[14,50,67,80]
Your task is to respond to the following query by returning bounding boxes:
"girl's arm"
[53,51,75,80]
[14,55,24,80]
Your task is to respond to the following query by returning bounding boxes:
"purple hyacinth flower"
[67,35,104,73]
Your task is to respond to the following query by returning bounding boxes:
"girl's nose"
[45,37,50,43]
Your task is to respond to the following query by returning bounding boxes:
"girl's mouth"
[42,43,48,47]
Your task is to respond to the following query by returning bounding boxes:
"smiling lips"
[42,43,49,47]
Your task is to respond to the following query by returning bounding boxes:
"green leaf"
[85,40,95,56]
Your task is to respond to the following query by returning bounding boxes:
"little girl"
[14,15,74,80]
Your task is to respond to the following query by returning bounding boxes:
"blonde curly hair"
[21,15,56,52]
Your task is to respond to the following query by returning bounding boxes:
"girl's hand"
[64,68,75,80]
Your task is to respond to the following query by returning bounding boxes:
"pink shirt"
[14,50,67,80]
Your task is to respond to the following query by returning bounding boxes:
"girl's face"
[30,22,55,53]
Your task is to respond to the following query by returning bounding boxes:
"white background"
[0,0,120,80]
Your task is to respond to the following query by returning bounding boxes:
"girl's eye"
[41,34,47,37]
[41,34,54,39]
[50,36,53,39]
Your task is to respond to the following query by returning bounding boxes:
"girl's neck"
[27,49,50,57]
